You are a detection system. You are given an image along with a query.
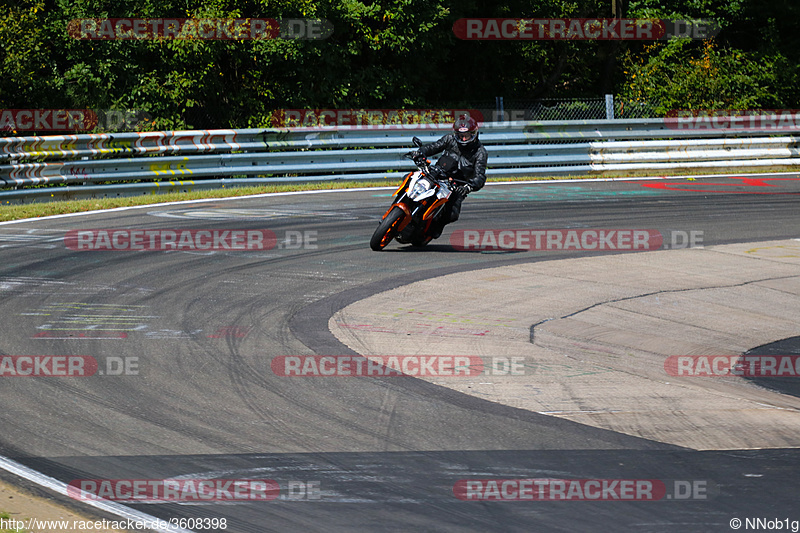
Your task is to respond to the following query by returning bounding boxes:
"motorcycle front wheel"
[370,206,406,251]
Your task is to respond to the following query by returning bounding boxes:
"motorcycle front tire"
[370,206,406,251]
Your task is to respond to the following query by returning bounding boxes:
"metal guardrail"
[2,119,800,200]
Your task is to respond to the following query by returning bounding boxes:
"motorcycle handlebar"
[404,146,470,186]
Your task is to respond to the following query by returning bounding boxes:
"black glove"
[404,150,422,159]
[454,184,472,196]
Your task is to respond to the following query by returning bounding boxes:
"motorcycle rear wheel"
[370,206,406,251]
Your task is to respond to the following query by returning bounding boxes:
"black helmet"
[453,114,479,146]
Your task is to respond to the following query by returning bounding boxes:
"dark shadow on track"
[743,336,800,398]
[17,448,800,533]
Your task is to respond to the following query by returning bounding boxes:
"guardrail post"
[605,94,615,120]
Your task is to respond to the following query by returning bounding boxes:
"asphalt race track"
[1,174,799,532]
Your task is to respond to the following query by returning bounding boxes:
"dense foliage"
[1,0,797,130]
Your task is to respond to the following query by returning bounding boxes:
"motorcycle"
[370,137,468,251]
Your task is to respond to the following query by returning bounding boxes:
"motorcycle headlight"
[410,179,431,197]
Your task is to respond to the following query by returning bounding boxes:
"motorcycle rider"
[407,114,488,238]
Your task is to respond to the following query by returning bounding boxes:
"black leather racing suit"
[418,133,488,233]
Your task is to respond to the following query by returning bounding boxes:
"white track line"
[0,456,192,533]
